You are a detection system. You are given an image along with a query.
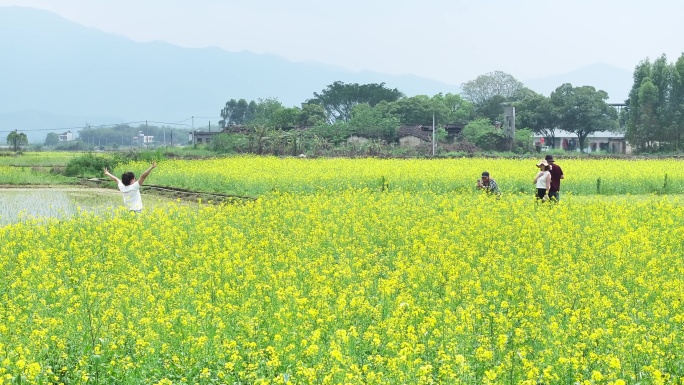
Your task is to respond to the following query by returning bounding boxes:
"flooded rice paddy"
[0,187,193,225]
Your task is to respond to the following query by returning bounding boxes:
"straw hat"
[536,160,549,167]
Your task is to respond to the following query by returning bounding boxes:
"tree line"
[12,55,684,155]
[625,54,684,152]
[213,71,623,155]
[3,124,191,152]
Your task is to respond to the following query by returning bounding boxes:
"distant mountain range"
[0,6,634,142]
[525,63,632,104]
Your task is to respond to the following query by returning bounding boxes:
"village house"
[397,125,431,147]
[533,130,631,154]
[58,130,74,142]
[188,125,268,144]
[132,131,154,146]
[397,124,464,147]
[189,130,220,145]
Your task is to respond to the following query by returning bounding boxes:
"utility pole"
[503,106,516,152]
[432,113,436,156]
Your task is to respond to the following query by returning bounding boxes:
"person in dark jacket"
[545,154,564,201]
[476,171,501,196]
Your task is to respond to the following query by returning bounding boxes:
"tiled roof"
[397,125,431,141]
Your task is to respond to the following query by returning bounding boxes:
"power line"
[173,117,194,123]
[147,121,190,126]
[0,117,199,135]
[0,121,142,134]
[0,125,96,134]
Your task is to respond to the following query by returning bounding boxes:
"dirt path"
[79,178,258,203]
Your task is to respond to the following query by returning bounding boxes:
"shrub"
[462,119,506,151]
[64,153,118,177]
[210,133,249,154]
[111,148,165,165]
[55,141,94,151]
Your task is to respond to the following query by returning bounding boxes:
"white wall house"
[533,130,631,154]
[132,131,154,145]
[58,130,74,141]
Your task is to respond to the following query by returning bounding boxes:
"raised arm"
[137,162,157,186]
[103,168,121,184]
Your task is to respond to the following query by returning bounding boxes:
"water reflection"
[0,187,188,225]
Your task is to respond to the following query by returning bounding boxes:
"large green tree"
[298,104,327,127]
[671,55,684,149]
[474,94,509,124]
[383,93,473,126]
[460,121,535,154]
[636,78,660,149]
[347,103,400,142]
[461,71,526,105]
[219,99,257,127]
[251,98,285,128]
[271,107,301,129]
[626,60,653,150]
[308,121,350,145]
[7,130,28,151]
[551,84,618,152]
[623,54,684,152]
[307,81,403,123]
[515,93,559,147]
[651,55,673,147]
[461,71,530,124]
[461,118,504,151]
[433,93,474,123]
[44,132,60,147]
[384,95,440,125]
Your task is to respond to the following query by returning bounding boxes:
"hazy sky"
[2,0,683,84]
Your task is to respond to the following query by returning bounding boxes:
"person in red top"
[545,154,564,201]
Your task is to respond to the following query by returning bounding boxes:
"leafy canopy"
[7,130,28,152]
[307,81,403,123]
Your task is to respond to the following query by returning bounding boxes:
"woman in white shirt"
[533,160,551,201]
[104,162,157,213]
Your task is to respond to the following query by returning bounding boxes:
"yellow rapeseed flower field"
[1,157,684,384]
[114,156,684,196]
